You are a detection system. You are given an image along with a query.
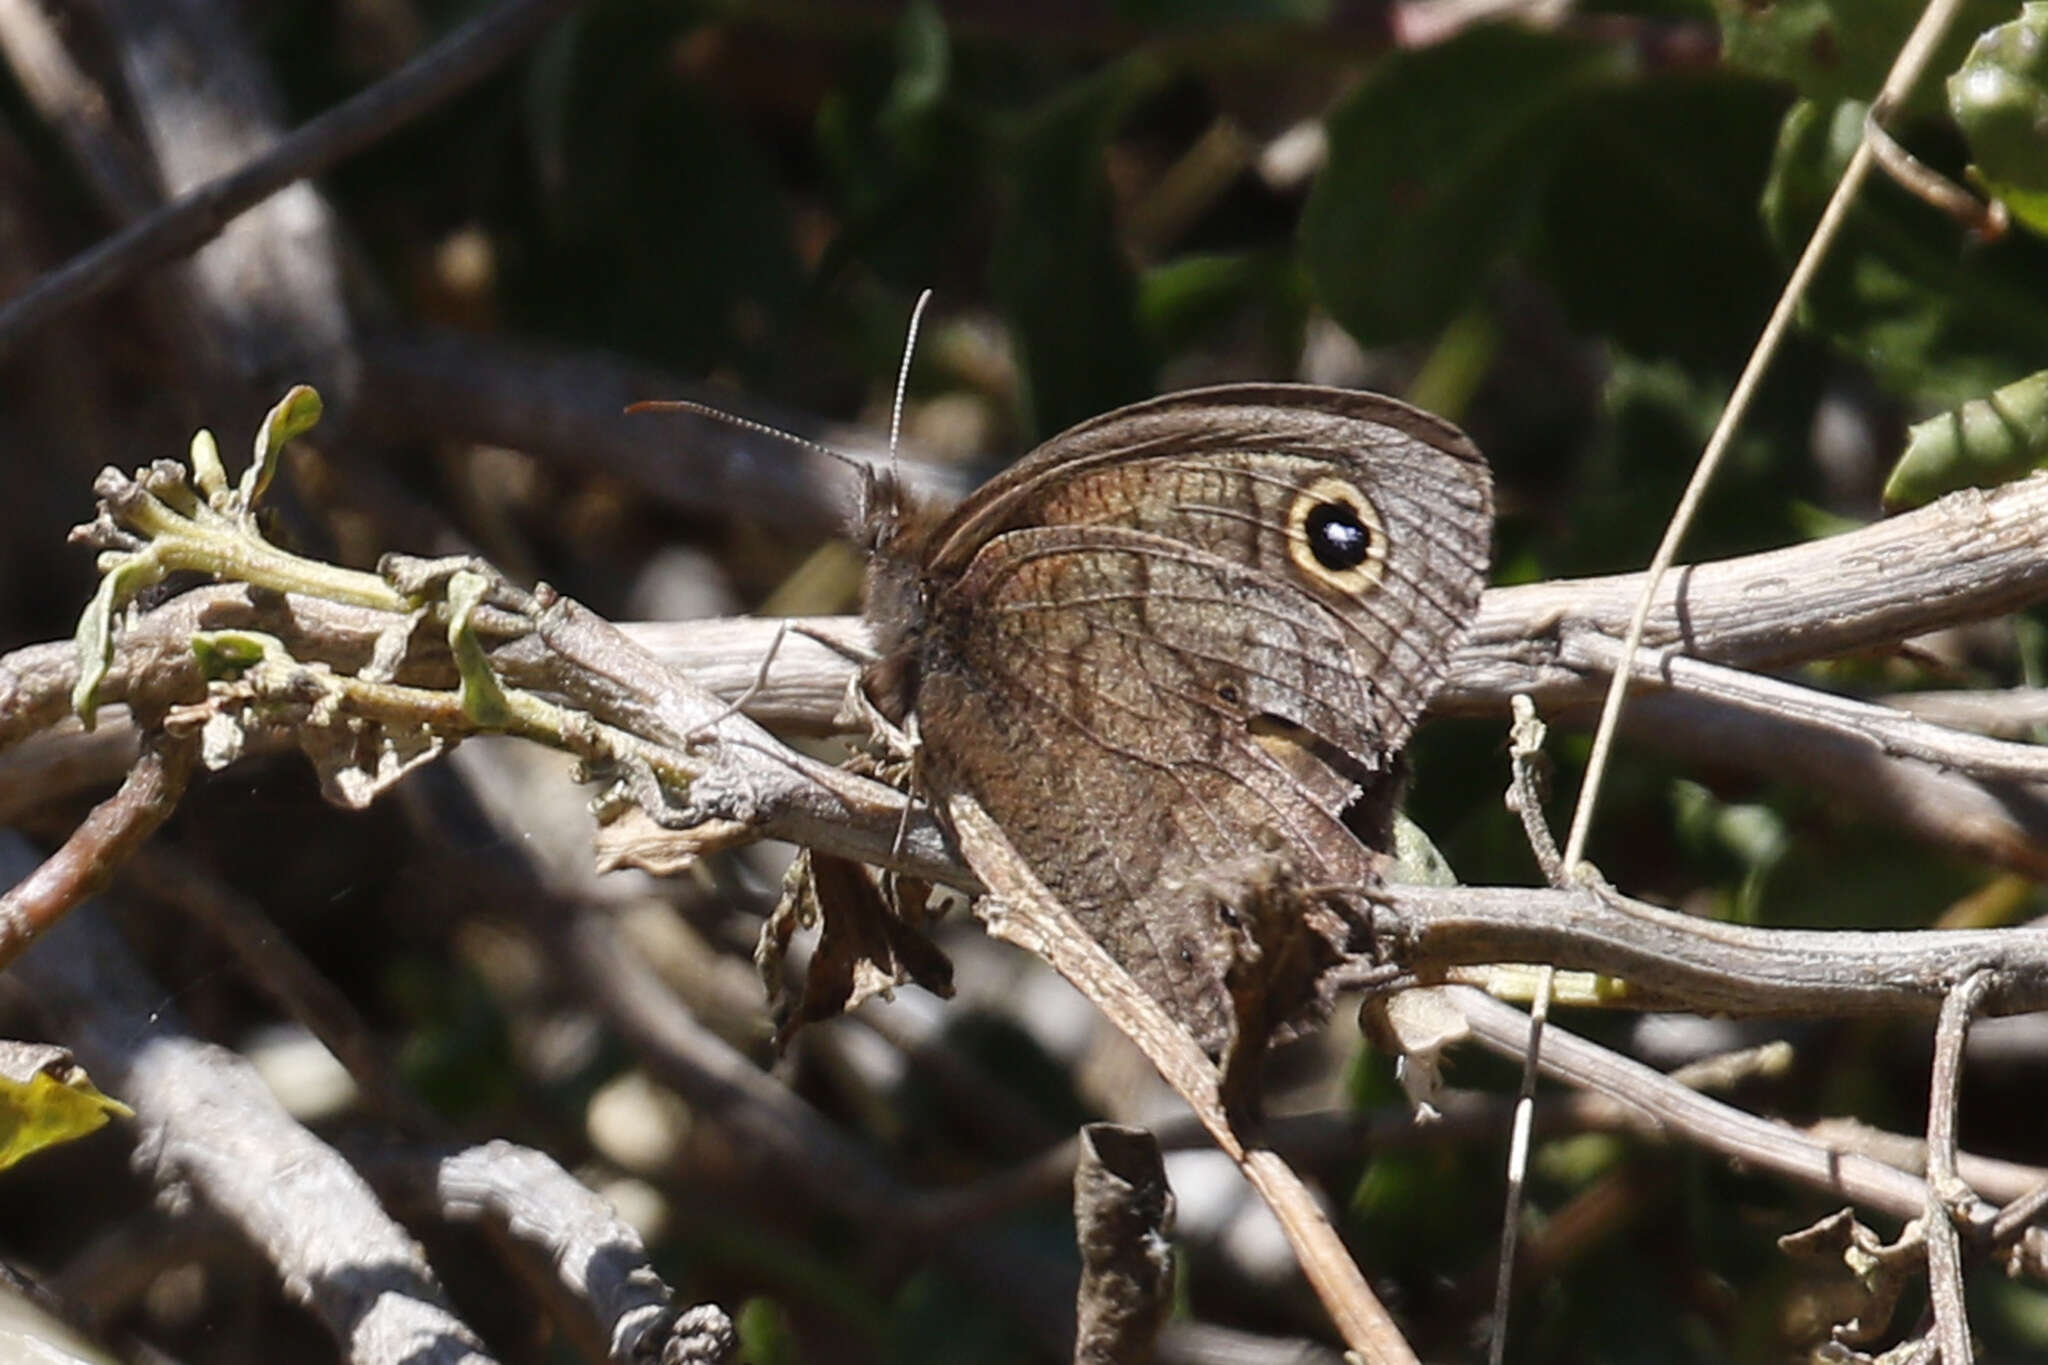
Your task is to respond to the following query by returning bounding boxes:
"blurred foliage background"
[3,1,2048,1362]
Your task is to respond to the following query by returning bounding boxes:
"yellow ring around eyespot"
[1285,475,1388,595]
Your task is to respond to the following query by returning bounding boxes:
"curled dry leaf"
[757,849,954,1047]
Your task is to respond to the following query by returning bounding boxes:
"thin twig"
[1805,1118,2048,1210]
[0,733,194,969]
[1926,969,1998,1363]
[1565,634,2048,785]
[1450,987,1967,1228]
[1992,1180,2048,1244]
[1504,696,1562,882]
[1490,696,1563,1364]
[1353,883,2048,1021]
[1891,688,2048,740]
[1865,94,2008,241]
[0,0,584,362]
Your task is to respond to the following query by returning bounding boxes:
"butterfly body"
[860,384,1492,1052]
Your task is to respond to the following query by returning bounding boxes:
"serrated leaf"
[1301,23,1624,347]
[1762,97,2048,405]
[0,1043,130,1171]
[1885,368,2048,509]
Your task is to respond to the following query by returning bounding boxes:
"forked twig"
[1927,969,1999,1363]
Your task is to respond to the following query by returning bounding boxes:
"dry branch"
[0,0,583,363]
[0,734,193,969]
[360,1140,736,1365]
[611,472,2048,726]
[1073,1124,1175,1365]
[0,837,496,1365]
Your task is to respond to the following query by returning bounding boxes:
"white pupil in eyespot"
[1305,501,1372,570]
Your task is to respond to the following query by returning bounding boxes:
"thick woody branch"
[615,471,2048,723]
[12,473,2048,764]
[1443,472,2048,712]
[0,840,495,1365]
[359,1140,736,1365]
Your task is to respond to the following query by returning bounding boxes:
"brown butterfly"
[852,384,1492,1054]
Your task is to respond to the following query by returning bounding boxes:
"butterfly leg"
[839,669,921,766]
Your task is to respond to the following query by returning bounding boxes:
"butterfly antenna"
[624,397,867,476]
[890,288,934,474]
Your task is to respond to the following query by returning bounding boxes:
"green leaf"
[1390,812,1460,888]
[0,1043,130,1171]
[1137,250,1293,352]
[190,629,276,678]
[737,1298,800,1365]
[990,59,1163,439]
[881,0,949,134]
[1715,0,2013,117]
[1951,3,2048,238]
[1301,22,1625,347]
[1672,779,1788,923]
[242,385,323,509]
[189,428,228,504]
[447,570,511,727]
[1538,72,1787,372]
[1762,97,2048,405]
[70,549,166,727]
[1885,368,2048,509]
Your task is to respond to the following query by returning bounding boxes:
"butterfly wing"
[889,385,1492,1051]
